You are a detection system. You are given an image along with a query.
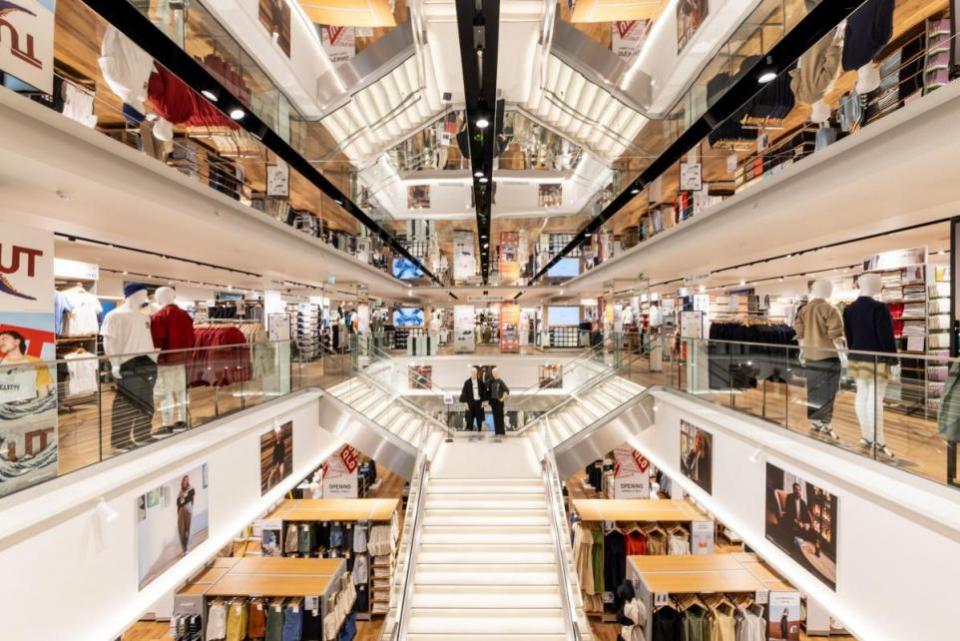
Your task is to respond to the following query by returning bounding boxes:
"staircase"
[545,375,645,444]
[327,377,436,448]
[401,438,585,641]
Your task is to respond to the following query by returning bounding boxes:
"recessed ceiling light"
[201,90,218,102]
[479,176,489,184]
[229,108,245,120]
[474,170,484,178]
[475,117,490,129]
[630,188,640,195]
[758,71,777,83]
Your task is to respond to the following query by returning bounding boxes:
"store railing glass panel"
[0,340,294,500]
[655,335,960,489]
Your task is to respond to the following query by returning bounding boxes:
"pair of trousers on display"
[490,400,506,435]
[804,358,841,424]
[111,355,158,450]
[465,401,485,431]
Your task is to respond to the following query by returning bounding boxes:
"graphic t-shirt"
[0,355,53,403]
[62,289,103,337]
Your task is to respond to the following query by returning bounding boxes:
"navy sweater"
[842,296,897,361]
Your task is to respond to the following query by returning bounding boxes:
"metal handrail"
[384,455,430,641]
[541,443,584,641]
[352,368,451,435]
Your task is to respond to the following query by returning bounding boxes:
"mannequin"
[843,274,897,457]
[794,279,844,440]
[101,283,158,452]
[648,302,663,372]
[459,366,488,434]
[151,287,194,433]
[487,367,510,441]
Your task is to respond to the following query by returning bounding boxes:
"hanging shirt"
[151,304,195,365]
[101,307,157,366]
[98,25,155,113]
[54,291,72,336]
[62,289,103,337]
[206,602,227,640]
[64,351,98,397]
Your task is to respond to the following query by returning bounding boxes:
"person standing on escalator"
[488,367,510,440]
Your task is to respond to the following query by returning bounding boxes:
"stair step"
[406,609,566,634]
[407,635,566,641]
[410,585,563,609]
[419,526,553,545]
[417,546,556,565]
[423,512,549,527]
[424,495,547,510]
[414,564,560,586]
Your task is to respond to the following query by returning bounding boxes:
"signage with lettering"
[613,445,651,498]
[266,163,290,197]
[690,520,715,555]
[0,0,54,94]
[322,444,360,498]
[0,223,57,497]
[679,162,702,191]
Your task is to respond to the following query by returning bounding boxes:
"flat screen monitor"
[548,306,580,326]
[393,308,425,327]
[393,258,424,280]
[547,257,580,278]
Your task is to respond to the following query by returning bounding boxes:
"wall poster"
[137,462,210,589]
[258,0,292,57]
[260,420,293,495]
[0,0,54,94]
[767,590,802,640]
[764,462,838,590]
[679,419,712,494]
[407,184,431,209]
[676,0,709,52]
[538,184,563,208]
[319,25,356,64]
[453,230,477,283]
[0,223,57,498]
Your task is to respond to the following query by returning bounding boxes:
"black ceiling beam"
[455,0,500,284]
[77,0,444,288]
[531,0,864,283]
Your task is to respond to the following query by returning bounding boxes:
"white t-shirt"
[100,307,157,365]
[63,290,103,337]
[64,352,99,397]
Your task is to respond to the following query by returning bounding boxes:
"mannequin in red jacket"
[151,287,194,432]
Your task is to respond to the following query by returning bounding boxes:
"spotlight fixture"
[478,176,489,184]
[474,169,484,178]
[201,89,219,102]
[757,56,777,84]
[95,498,118,523]
[229,108,245,120]
[630,187,640,195]
[475,116,490,129]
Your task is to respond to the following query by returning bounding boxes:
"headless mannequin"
[101,287,158,450]
[844,274,896,457]
[649,302,663,372]
[795,279,845,440]
[152,287,192,431]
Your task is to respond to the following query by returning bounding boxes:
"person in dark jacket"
[459,367,488,431]
[488,367,510,439]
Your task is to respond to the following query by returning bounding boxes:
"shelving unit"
[265,498,400,620]
[287,302,321,361]
[927,264,951,413]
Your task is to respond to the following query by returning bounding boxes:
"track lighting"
[479,176,489,184]
[474,170,484,178]
[201,89,219,102]
[757,56,777,84]
[229,108,245,120]
[630,187,640,195]
[475,116,490,129]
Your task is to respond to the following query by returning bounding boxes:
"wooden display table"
[572,498,708,522]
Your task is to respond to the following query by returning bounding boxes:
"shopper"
[176,475,195,552]
[488,367,510,439]
[459,367,488,432]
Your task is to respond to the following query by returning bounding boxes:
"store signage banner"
[260,420,293,495]
[0,223,57,498]
[137,462,210,589]
[454,304,475,353]
[679,419,712,494]
[320,25,356,64]
[453,230,476,282]
[267,163,290,197]
[612,20,649,63]
[613,445,650,498]
[323,444,359,498]
[679,162,702,191]
[690,520,715,555]
[0,0,54,94]
[53,257,98,282]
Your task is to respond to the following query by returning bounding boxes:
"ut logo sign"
[0,244,43,301]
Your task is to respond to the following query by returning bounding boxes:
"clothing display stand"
[571,499,713,620]
[265,498,400,620]
[627,553,795,641]
[173,557,348,641]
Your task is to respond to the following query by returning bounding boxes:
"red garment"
[625,530,647,556]
[190,327,251,386]
[151,304,195,366]
[147,65,237,129]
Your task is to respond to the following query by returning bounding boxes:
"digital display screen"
[547,257,580,278]
[393,258,424,280]
[548,306,580,326]
[393,308,425,327]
